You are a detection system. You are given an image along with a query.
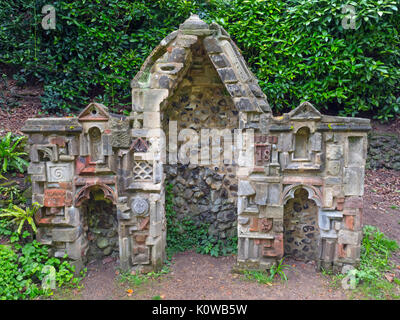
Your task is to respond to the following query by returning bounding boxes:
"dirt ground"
[62,253,347,300]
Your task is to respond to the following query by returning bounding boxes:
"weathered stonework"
[22,15,370,274]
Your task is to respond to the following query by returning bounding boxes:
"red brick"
[262,234,283,258]
[337,244,347,258]
[249,217,259,232]
[268,136,278,144]
[75,156,96,175]
[274,234,284,258]
[344,215,354,231]
[44,189,66,207]
[139,217,150,230]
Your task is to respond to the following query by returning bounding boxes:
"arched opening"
[161,39,239,254]
[293,127,310,160]
[80,187,119,264]
[283,188,320,262]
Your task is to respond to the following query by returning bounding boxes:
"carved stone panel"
[133,161,153,181]
[131,197,150,217]
[46,162,73,182]
[254,134,271,166]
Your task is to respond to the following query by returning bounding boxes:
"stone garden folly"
[22,15,371,273]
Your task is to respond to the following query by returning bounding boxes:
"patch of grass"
[242,270,273,285]
[390,205,399,210]
[117,265,170,287]
[331,225,400,299]
[241,258,290,285]
[356,278,400,300]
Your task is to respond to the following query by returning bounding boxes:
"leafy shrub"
[0,219,83,300]
[1,0,398,119]
[0,132,28,173]
[213,0,400,120]
[0,0,207,112]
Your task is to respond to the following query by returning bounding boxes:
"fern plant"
[0,132,28,173]
[0,202,41,234]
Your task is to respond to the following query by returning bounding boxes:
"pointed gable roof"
[288,102,322,120]
[130,15,271,114]
[78,103,110,121]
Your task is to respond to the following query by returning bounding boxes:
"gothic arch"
[281,183,323,207]
[74,183,117,207]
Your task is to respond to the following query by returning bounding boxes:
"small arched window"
[294,127,310,160]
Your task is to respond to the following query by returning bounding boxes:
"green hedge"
[0,0,399,120]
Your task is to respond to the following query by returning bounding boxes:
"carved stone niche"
[283,126,322,171]
[88,126,104,163]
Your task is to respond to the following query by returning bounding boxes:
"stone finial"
[179,14,211,35]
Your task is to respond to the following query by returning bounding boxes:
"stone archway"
[78,187,119,264]
[162,37,239,247]
[283,188,320,262]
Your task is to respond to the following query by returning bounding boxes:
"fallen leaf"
[131,270,136,275]
[160,295,165,299]
[385,273,395,282]
[292,264,296,268]
[209,277,214,279]
[115,270,120,275]
[126,289,134,296]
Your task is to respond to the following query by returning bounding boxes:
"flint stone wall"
[367,132,400,170]
[162,41,238,239]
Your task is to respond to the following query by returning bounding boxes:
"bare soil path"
[67,252,347,300]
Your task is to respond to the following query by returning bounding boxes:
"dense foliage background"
[0,0,399,120]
